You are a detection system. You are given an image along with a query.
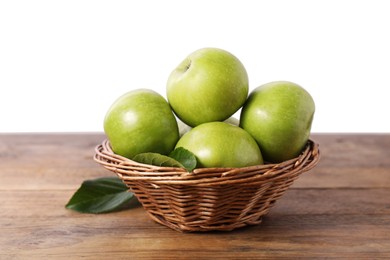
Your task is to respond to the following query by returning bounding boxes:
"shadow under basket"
[94,139,320,232]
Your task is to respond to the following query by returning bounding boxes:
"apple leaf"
[169,147,197,172]
[65,177,138,214]
[133,152,185,169]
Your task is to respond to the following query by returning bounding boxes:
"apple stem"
[185,59,191,71]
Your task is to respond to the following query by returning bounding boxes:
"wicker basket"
[94,139,320,232]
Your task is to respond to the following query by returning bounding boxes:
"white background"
[1,0,389,133]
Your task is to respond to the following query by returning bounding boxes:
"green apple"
[240,81,315,163]
[166,48,249,127]
[104,89,180,159]
[175,122,263,168]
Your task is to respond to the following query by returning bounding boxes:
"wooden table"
[1,133,389,259]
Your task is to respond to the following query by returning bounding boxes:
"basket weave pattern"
[94,139,320,232]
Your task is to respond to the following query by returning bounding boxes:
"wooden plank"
[0,133,108,190]
[1,188,389,218]
[294,133,390,188]
[1,133,389,190]
[1,219,388,258]
[310,133,390,168]
[1,188,389,259]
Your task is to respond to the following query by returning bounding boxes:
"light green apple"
[104,89,180,159]
[240,81,315,163]
[166,48,249,127]
[175,122,263,168]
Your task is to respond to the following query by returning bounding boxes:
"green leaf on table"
[133,152,185,169]
[169,147,197,172]
[65,177,138,214]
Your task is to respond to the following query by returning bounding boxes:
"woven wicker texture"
[94,139,320,232]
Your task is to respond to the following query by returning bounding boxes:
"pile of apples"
[104,48,315,168]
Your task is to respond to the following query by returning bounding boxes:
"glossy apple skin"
[240,81,315,163]
[166,48,249,127]
[175,122,263,168]
[104,89,180,159]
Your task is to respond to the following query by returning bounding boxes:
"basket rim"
[94,138,320,186]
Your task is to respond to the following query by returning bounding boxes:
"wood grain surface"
[0,133,389,259]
